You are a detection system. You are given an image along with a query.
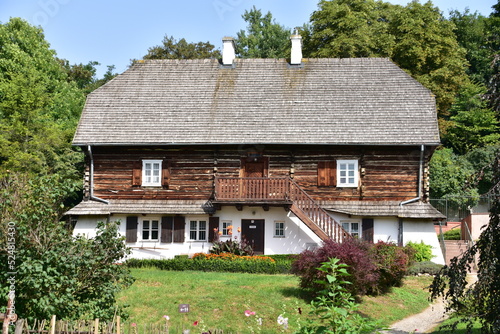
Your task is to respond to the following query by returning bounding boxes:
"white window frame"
[142,159,162,187]
[341,220,361,238]
[189,220,207,241]
[274,220,285,238]
[142,218,160,241]
[221,220,232,236]
[337,160,359,187]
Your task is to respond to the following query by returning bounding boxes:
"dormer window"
[142,160,162,186]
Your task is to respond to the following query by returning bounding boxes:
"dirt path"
[379,273,478,334]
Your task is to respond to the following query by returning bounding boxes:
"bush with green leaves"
[370,241,412,293]
[296,258,381,334]
[405,241,435,262]
[441,228,462,240]
[0,174,134,321]
[407,261,444,276]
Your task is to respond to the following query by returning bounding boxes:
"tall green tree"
[141,35,221,60]
[235,6,291,58]
[304,0,395,58]
[0,18,85,178]
[305,0,469,121]
[443,82,500,154]
[449,10,491,85]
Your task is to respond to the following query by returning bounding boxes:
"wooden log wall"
[88,145,429,202]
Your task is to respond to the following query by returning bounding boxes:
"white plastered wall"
[72,206,323,259]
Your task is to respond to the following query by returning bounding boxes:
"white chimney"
[290,33,303,65]
[222,37,235,65]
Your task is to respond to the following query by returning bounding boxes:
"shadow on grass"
[280,286,315,302]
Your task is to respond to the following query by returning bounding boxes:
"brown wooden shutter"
[126,216,138,242]
[317,161,336,186]
[362,218,374,243]
[173,216,185,243]
[132,160,142,186]
[162,159,170,187]
[208,217,220,242]
[161,216,173,243]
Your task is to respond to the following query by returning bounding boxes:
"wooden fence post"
[49,315,56,334]
[94,318,99,334]
[116,316,120,334]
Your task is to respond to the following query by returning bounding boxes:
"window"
[190,220,207,241]
[221,220,232,236]
[341,220,360,238]
[274,221,285,238]
[142,219,159,240]
[337,160,358,187]
[142,160,162,186]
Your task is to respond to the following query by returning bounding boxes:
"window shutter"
[318,161,336,186]
[173,216,185,243]
[362,218,374,243]
[208,217,220,242]
[162,159,170,187]
[161,216,173,243]
[126,216,138,243]
[132,160,142,186]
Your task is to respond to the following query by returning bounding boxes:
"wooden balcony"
[214,177,350,242]
[214,177,290,203]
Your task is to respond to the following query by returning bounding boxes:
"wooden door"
[241,157,269,177]
[242,219,265,254]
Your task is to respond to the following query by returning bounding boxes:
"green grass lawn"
[117,268,434,333]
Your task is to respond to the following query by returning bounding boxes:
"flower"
[277,314,289,329]
[245,310,256,317]
[131,323,137,327]
[163,315,170,321]
[237,227,241,232]
[193,321,199,326]
[218,231,223,235]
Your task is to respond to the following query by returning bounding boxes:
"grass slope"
[117,268,434,333]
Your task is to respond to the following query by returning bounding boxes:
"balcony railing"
[214,177,290,202]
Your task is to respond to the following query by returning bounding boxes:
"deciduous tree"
[235,6,291,58]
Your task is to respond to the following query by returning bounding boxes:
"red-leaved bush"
[291,238,379,296]
[292,239,415,296]
[370,241,412,293]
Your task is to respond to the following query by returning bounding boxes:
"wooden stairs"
[214,176,349,242]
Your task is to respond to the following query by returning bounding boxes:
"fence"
[11,316,226,334]
[430,194,498,222]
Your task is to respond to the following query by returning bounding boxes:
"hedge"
[125,254,294,274]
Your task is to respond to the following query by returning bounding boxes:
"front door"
[242,219,265,254]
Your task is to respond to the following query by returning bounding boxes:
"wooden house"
[67,35,446,263]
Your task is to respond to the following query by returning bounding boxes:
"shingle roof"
[73,58,441,146]
[323,200,446,219]
[65,199,208,216]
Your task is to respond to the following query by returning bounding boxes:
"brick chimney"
[290,32,302,65]
[222,37,235,65]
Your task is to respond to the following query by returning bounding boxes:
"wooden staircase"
[214,176,349,242]
[442,240,471,266]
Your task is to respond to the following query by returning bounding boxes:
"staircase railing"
[287,178,349,243]
[214,176,349,242]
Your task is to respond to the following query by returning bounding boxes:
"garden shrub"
[405,241,435,262]
[370,241,411,293]
[291,238,379,296]
[407,261,444,276]
[125,254,287,274]
[297,258,381,334]
[441,228,461,240]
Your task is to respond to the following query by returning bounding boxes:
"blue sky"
[0,0,497,77]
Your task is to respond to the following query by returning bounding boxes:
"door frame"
[241,219,265,254]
